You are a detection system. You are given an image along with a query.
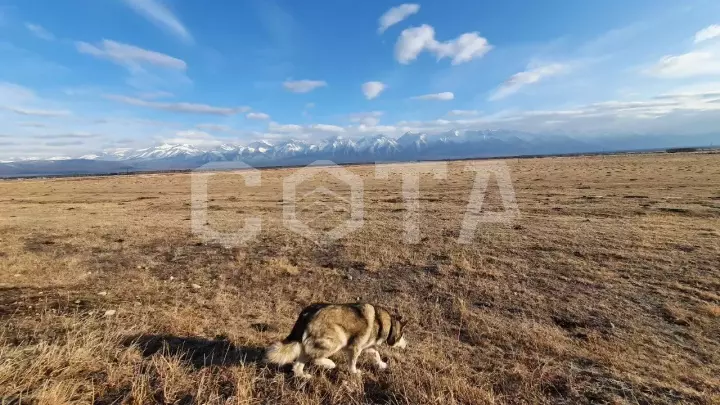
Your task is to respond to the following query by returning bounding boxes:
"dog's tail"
[265,341,301,365]
[266,303,329,365]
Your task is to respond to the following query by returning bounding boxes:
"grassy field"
[1,152,719,404]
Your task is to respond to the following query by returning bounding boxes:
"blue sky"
[1,0,720,159]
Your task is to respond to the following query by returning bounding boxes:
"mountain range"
[1,130,717,177]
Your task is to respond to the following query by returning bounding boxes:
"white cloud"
[447,110,479,116]
[162,130,221,147]
[268,122,303,133]
[433,32,493,65]
[431,94,720,134]
[6,89,720,162]
[695,25,720,44]
[395,24,492,65]
[362,81,386,100]
[310,124,345,133]
[648,26,720,78]
[122,0,193,43]
[25,23,54,40]
[196,124,232,132]
[105,94,249,115]
[395,25,435,64]
[378,4,420,34]
[283,80,327,93]
[77,40,186,71]
[411,92,454,101]
[648,49,720,78]
[247,112,270,120]
[490,63,569,100]
[259,96,716,141]
[350,111,383,126]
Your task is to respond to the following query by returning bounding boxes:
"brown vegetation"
[1,152,719,404]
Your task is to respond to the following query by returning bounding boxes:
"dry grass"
[1,152,719,404]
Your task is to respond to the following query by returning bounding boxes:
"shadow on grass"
[123,334,265,368]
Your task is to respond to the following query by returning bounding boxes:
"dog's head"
[387,314,408,349]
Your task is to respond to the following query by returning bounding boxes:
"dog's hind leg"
[313,358,336,369]
[305,337,341,371]
[292,354,312,379]
[365,348,387,370]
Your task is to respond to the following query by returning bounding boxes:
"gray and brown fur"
[265,302,408,378]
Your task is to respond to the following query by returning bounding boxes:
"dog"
[265,302,408,378]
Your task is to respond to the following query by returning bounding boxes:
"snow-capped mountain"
[318,136,357,155]
[271,140,310,157]
[355,135,399,155]
[246,141,272,154]
[397,132,428,151]
[127,143,204,160]
[432,130,464,144]
[2,130,718,177]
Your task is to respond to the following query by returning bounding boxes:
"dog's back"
[301,304,374,356]
[282,303,331,343]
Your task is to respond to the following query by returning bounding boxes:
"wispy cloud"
[411,92,454,101]
[694,24,720,44]
[247,112,270,120]
[137,90,174,99]
[378,4,420,34]
[395,24,492,65]
[309,124,345,133]
[0,82,72,117]
[3,106,72,117]
[19,122,48,128]
[269,122,303,133]
[44,140,85,147]
[196,124,232,132]
[350,111,383,126]
[0,82,36,104]
[283,80,327,93]
[76,40,186,70]
[25,23,54,40]
[490,63,569,100]
[162,130,222,147]
[33,133,100,139]
[121,0,193,43]
[105,94,250,115]
[77,40,190,90]
[362,81,386,100]
[447,110,479,116]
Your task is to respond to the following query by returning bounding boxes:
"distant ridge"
[1,130,718,177]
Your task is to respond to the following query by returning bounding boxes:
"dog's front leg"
[365,348,388,370]
[348,347,363,375]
